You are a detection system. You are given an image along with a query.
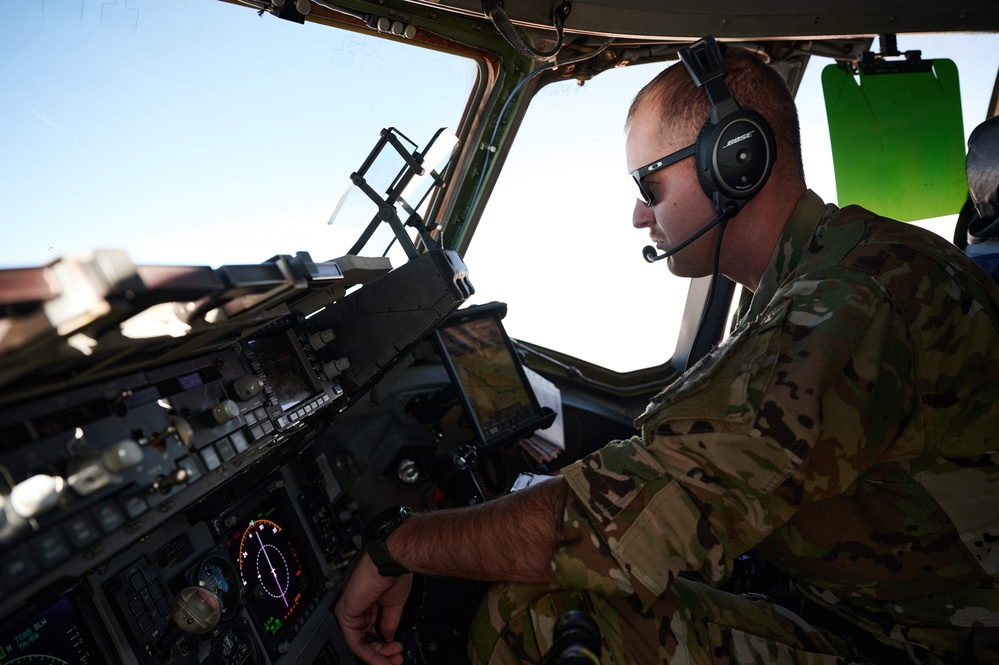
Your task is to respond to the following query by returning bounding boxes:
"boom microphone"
[642,245,665,262]
[642,207,736,263]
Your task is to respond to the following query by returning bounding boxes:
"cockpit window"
[0,1,478,269]
[464,63,690,373]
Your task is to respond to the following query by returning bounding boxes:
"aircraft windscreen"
[0,2,477,270]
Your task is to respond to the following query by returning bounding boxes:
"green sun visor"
[821,59,968,222]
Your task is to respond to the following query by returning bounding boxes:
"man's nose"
[632,199,655,229]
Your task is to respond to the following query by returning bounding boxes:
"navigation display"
[435,303,549,448]
[226,494,314,658]
[0,597,102,664]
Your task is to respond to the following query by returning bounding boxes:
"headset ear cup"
[716,113,775,198]
[696,108,776,201]
[697,110,775,206]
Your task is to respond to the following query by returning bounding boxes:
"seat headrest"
[967,115,999,242]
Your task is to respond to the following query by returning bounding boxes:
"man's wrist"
[362,506,412,576]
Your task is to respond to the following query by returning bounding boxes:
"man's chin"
[664,256,713,279]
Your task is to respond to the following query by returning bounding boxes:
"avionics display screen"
[436,304,544,447]
[0,597,102,664]
[248,331,316,411]
[226,494,314,654]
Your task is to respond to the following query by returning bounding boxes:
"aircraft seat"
[962,115,999,279]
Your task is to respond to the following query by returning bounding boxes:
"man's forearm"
[386,477,564,583]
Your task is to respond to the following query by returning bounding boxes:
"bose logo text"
[723,131,755,149]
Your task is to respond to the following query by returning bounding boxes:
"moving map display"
[436,303,549,448]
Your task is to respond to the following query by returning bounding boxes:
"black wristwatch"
[362,506,413,577]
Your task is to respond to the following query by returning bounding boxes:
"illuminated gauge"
[236,518,307,634]
[213,626,259,665]
[197,554,241,618]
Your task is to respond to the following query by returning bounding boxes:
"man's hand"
[334,479,564,663]
[334,553,412,665]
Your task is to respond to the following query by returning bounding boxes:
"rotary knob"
[211,400,239,424]
[232,375,263,401]
[322,357,350,379]
[308,329,335,351]
[10,474,65,519]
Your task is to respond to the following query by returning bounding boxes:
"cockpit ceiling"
[401,0,999,40]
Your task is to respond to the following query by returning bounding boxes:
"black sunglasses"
[630,143,695,207]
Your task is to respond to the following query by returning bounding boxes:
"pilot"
[335,45,999,664]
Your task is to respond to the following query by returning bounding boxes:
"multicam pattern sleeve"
[553,269,913,607]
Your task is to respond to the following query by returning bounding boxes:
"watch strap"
[363,506,412,577]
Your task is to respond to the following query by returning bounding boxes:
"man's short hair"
[628,47,805,184]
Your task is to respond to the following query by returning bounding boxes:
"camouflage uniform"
[470,190,999,664]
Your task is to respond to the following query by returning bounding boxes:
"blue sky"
[0,0,476,268]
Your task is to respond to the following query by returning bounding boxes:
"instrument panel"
[96,459,355,665]
[1,450,361,665]
[0,247,474,664]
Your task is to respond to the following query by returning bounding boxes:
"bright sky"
[0,0,476,268]
[2,2,997,371]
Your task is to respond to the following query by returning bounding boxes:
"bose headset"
[643,34,777,263]
[684,35,776,215]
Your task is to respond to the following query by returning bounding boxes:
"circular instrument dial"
[197,554,241,618]
[236,518,306,635]
[213,626,258,665]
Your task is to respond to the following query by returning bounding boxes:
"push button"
[123,494,149,519]
[200,446,221,472]
[176,456,201,483]
[130,570,147,592]
[229,430,249,454]
[215,437,235,462]
[35,530,72,567]
[136,612,154,633]
[128,596,145,617]
[2,548,39,584]
[94,502,126,533]
[66,515,100,548]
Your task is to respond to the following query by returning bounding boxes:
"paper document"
[519,367,564,463]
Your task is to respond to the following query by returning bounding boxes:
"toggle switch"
[67,439,144,496]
